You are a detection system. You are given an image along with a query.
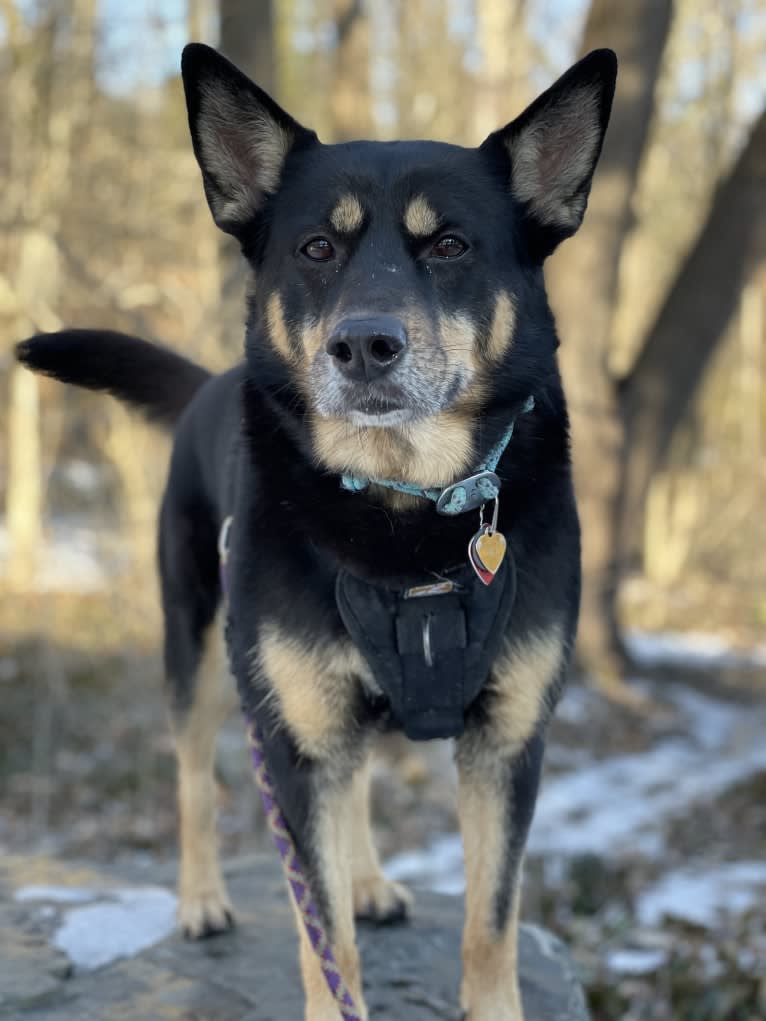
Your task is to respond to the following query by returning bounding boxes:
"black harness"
[336,558,516,740]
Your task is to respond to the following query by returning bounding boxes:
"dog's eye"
[430,235,467,260]
[302,237,335,262]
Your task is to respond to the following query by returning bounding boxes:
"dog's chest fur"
[219,378,579,754]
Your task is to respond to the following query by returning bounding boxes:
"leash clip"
[479,495,500,534]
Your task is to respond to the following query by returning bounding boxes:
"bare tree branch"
[336,0,364,47]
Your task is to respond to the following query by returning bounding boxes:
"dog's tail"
[15,329,211,429]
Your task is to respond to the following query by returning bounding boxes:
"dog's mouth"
[311,374,426,426]
[346,391,414,427]
[310,372,466,427]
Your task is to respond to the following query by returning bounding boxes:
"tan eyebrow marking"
[404,195,442,238]
[329,194,365,234]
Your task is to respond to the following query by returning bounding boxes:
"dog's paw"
[353,874,413,925]
[461,1010,525,1021]
[179,888,235,939]
[460,989,525,1021]
[306,1005,368,1021]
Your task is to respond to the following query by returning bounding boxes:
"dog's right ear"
[481,49,617,260]
[181,43,317,236]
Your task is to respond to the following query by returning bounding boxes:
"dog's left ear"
[181,43,317,237]
[482,49,617,260]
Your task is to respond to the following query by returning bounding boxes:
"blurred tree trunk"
[186,0,222,367]
[546,0,674,691]
[4,0,42,588]
[187,0,213,43]
[474,0,528,140]
[220,0,274,84]
[6,368,43,588]
[217,0,275,356]
[619,108,766,549]
[330,0,371,141]
[395,0,474,142]
[4,0,97,587]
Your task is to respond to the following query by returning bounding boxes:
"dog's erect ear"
[181,43,317,236]
[482,49,617,260]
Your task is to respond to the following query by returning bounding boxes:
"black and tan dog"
[17,43,616,1020]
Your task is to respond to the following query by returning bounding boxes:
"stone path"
[1,854,589,1020]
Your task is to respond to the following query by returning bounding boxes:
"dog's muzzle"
[326,316,407,383]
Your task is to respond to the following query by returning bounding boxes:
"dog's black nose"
[326,317,407,382]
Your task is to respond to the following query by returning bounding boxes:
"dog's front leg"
[296,780,366,1021]
[258,721,368,1021]
[455,731,544,1021]
[455,624,565,1019]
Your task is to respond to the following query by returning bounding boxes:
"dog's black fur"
[17,43,616,1019]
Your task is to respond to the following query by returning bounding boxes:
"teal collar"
[340,395,535,516]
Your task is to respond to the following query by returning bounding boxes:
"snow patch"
[637,862,766,929]
[626,630,766,670]
[552,685,593,724]
[385,682,766,902]
[529,742,766,858]
[530,684,766,857]
[385,834,465,895]
[16,885,99,905]
[57,459,106,494]
[607,948,668,975]
[0,521,109,592]
[16,884,177,970]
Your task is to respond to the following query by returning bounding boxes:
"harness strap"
[335,559,516,741]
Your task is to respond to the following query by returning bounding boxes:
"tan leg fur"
[458,767,525,1021]
[172,619,238,938]
[296,787,367,1021]
[456,624,565,1019]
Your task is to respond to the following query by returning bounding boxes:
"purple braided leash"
[220,515,361,1020]
[247,720,363,1021]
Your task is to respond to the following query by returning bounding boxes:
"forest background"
[1,2,765,1019]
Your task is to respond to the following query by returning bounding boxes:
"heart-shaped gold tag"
[474,530,507,573]
[468,525,507,586]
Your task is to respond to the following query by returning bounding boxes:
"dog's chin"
[347,408,417,428]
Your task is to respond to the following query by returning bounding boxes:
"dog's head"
[182,44,616,486]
